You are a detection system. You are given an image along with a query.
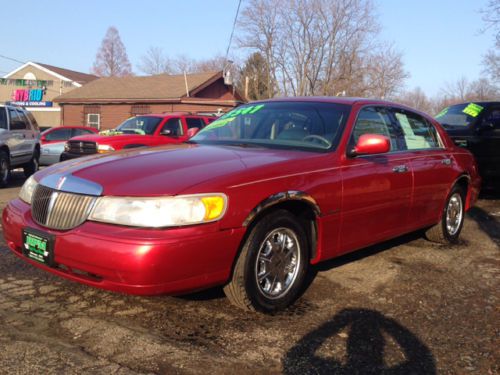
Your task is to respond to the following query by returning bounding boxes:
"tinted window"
[72,128,95,137]
[161,118,183,136]
[186,118,205,129]
[0,108,6,130]
[16,110,30,130]
[192,102,351,151]
[393,110,440,150]
[24,111,39,130]
[116,116,162,135]
[45,128,72,141]
[8,109,23,130]
[350,107,400,151]
[483,108,500,130]
[435,103,485,127]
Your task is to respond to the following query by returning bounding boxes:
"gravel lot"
[0,171,498,374]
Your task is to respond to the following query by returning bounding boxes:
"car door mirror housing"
[348,134,391,157]
[160,129,172,136]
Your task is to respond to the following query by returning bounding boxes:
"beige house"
[0,62,98,127]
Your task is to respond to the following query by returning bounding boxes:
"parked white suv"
[0,104,40,187]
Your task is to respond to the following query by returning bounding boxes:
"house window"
[131,105,151,116]
[87,114,100,129]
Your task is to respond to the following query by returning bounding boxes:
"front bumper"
[2,199,246,295]
[60,151,91,161]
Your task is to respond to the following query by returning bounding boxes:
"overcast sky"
[0,0,496,97]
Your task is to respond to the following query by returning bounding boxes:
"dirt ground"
[0,171,498,374]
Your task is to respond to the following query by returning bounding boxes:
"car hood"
[35,143,315,196]
[69,134,153,144]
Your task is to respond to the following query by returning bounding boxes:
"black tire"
[0,150,10,188]
[224,209,309,313]
[23,150,39,178]
[425,185,466,244]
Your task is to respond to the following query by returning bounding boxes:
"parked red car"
[60,113,214,160]
[40,126,98,145]
[3,98,480,312]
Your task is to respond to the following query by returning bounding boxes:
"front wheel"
[0,151,10,188]
[224,209,309,312]
[425,185,466,244]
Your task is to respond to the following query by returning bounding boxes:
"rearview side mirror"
[348,134,390,157]
[160,129,172,136]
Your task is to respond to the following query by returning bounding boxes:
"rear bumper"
[2,198,246,295]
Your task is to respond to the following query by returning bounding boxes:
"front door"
[340,106,413,254]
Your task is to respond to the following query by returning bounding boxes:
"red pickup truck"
[60,113,214,160]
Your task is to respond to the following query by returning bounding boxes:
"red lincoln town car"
[2,98,480,312]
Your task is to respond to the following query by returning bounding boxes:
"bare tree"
[237,0,407,97]
[397,87,434,115]
[92,27,132,77]
[482,44,500,83]
[137,47,173,75]
[481,0,500,84]
[441,77,470,101]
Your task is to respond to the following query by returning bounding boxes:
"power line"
[0,54,25,64]
[225,0,242,61]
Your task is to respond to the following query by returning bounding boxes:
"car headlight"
[97,144,115,153]
[64,142,70,152]
[19,175,38,204]
[88,193,227,227]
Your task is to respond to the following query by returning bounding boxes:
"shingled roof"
[54,71,223,103]
[35,62,98,84]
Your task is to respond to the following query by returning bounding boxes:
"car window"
[72,128,95,137]
[392,110,440,150]
[161,118,184,136]
[25,111,39,131]
[350,107,399,151]
[435,103,484,127]
[17,110,31,130]
[192,102,351,151]
[483,108,500,130]
[0,108,6,130]
[45,128,72,141]
[116,116,162,135]
[186,118,205,129]
[8,108,23,130]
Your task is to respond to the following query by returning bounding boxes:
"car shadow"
[467,206,500,244]
[283,308,436,374]
[313,231,423,273]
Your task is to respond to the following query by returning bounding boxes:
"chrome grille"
[32,185,97,230]
[67,140,97,155]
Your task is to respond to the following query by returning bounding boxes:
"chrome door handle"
[392,165,408,173]
[441,158,452,165]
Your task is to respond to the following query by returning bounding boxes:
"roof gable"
[2,61,98,86]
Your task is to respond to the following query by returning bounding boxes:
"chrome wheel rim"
[255,227,301,299]
[0,159,8,182]
[446,193,463,236]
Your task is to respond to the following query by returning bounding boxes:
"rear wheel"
[425,185,466,244]
[0,151,10,188]
[224,210,309,312]
[23,150,39,178]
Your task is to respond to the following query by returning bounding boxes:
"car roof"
[138,112,211,118]
[251,96,412,107]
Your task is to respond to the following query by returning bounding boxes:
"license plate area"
[22,228,55,267]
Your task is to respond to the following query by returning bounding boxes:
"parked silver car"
[0,104,40,186]
[40,142,65,166]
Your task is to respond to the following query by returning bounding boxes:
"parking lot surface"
[0,172,498,374]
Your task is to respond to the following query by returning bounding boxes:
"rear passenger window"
[8,109,24,130]
[186,118,205,129]
[161,118,183,136]
[46,128,72,141]
[17,111,30,130]
[25,111,39,131]
[350,107,400,151]
[0,108,6,130]
[393,110,440,150]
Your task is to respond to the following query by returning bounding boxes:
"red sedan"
[2,98,480,312]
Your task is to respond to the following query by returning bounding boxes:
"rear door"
[391,108,455,228]
[473,105,500,184]
[340,106,413,253]
[157,117,186,144]
[6,108,31,165]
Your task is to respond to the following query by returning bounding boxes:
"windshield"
[191,102,351,151]
[115,116,162,135]
[435,103,485,127]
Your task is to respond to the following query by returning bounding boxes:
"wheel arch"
[242,191,320,260]
[452,174,472,210]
